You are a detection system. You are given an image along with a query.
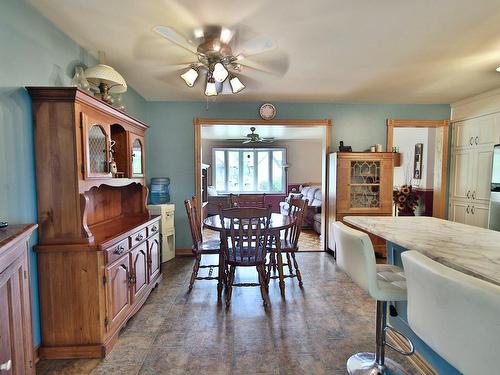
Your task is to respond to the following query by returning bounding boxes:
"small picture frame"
[414,143,423,179]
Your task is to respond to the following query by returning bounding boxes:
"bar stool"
[402,250,500,374]
[332,222,414,374]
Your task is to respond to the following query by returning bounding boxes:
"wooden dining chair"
[184,196,223,299]
[219,206,272,308]
[229,193,266,208]
[267,198,308,290]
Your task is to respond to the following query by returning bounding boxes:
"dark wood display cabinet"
[0,224,37,375]
[27,87,162,359]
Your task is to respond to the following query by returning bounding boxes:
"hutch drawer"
[105,239,129,264]
[130,228,147,248]
[147,222,159,236]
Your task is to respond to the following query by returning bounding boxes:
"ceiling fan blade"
[153,25,198,55]
[237,50,289,77]
[226,138,248,141]
[235,35,276,58]
[242,139,252,144]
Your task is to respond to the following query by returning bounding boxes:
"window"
[213,148,286,193]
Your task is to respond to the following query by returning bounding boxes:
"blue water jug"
[150,177,170,204]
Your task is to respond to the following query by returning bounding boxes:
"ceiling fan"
[152,24,288,97]
[226,127,275,144]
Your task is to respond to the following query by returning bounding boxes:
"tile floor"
[37,253,418,375]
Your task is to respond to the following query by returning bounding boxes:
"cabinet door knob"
[135,234,144,241]
[0,360,12,371]
[466,205,470,214]
[151,226,158,232]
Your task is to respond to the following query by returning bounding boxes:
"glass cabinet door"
[350,160,381,208]
[88,125,108,174]
[130,135,144,177]
[81,112,111,179]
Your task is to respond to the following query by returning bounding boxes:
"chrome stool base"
[347,352,407,375]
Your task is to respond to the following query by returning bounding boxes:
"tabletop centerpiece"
[393,184,418,216]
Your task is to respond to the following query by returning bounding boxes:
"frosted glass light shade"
[180,67,199,87]
[205,79,218,96]
[229,76,245,93]
[84,64,127,93]
[212,62,229,83]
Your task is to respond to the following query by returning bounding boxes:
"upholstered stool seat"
[333,222,414,375]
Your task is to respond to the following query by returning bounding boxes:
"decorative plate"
[259,103,276,120]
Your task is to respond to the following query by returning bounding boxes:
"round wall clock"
[259,103,277,120]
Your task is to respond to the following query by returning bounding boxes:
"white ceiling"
[202,125,324,140]
[30,0,500,103]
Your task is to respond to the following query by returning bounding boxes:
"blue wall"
[0,0,148,346]
[146,102,450,249]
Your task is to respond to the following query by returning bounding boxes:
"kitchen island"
[343,216,500,374]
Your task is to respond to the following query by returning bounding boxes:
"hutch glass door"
[130,137,144,177]
[350,160,381,208]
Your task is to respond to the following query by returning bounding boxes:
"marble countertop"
[344,216,500,286]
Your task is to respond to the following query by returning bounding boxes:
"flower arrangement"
[393,184,419,216]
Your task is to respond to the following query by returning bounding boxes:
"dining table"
[203,212,296,296]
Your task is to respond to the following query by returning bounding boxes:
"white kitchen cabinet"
[450,148,473,200]
[449,200,489,228]
[449,113,499,225]
[449,200,468,224]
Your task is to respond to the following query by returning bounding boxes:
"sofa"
[279,185,322,234]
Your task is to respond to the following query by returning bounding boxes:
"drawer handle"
[472,191,476,200]
[469,137,474,146]
[0,360,12,371]
[475,136,479,145]
[466,205,470,214]
[466,190,470,199]
[114,245,126,255]
[471,205,475,215]
[135,234,144,242]
[151,225,158,232]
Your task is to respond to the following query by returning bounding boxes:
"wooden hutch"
[328,152,394,257]
[27,87,162,359]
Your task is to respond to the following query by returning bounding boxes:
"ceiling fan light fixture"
[220,27,233,44]
[205,77,218,96]
[212,62,229,82]
[180,66,199,87]
[230,76,245,93]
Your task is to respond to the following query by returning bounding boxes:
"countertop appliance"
[489,144,500,231]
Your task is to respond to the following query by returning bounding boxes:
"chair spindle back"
[220,207,272,264]
[184,196,202,252]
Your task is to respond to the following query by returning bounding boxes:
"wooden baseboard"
[386,329,437,375]
[175,248,194,256]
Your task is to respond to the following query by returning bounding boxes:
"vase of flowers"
[393,184,418,216]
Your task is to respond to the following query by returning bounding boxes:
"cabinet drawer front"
[105,239,129,264]
[130,228,147,248]
[147,221,160,237]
